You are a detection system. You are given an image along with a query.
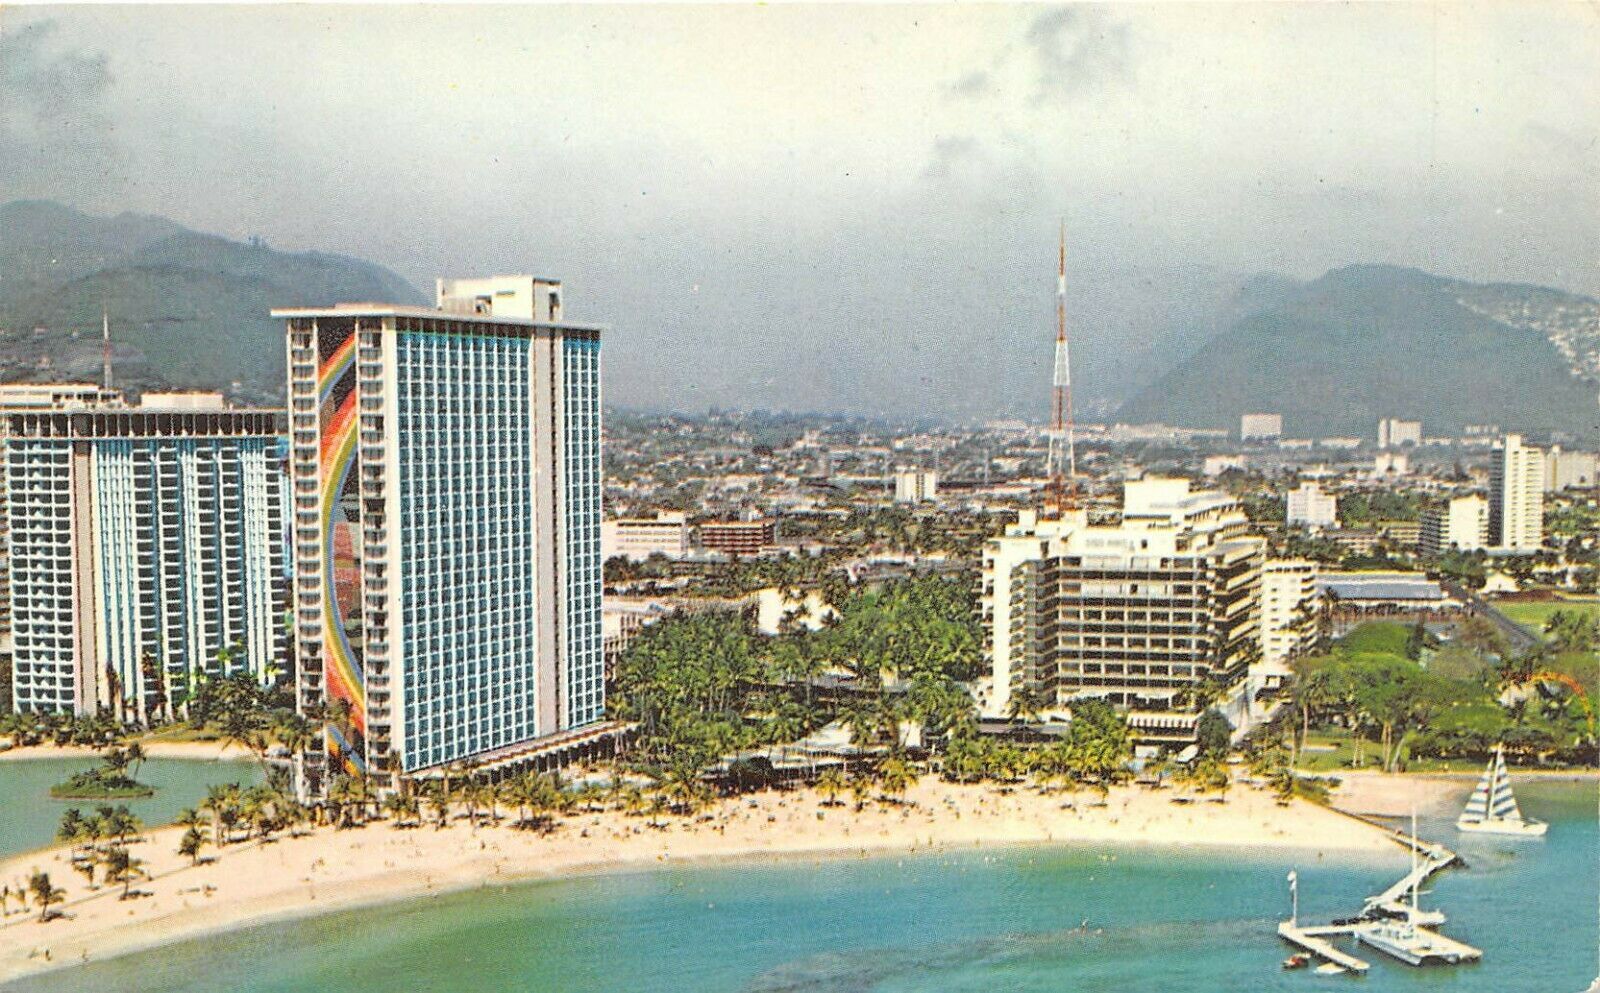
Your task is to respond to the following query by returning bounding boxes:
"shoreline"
[0,741,256,763]
[0,777,1405,986]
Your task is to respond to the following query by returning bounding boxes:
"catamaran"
[1456,745,1547,837]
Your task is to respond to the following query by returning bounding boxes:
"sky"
[3,3,1597,419]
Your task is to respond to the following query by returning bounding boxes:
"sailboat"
[1456,745,1547,837]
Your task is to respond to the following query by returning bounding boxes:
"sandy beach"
[0,740,255,763]
[0,776,1401,984]
[1329,768,1597,820]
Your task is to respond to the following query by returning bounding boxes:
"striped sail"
[1488,749,1523,822]
[1461,747,1522,825]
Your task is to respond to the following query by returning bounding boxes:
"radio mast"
[102,305,113,390]
[1047,223,1078,516]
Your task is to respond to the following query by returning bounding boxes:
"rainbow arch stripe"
[317,332,367,774]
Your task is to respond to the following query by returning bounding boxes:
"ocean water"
[6,780,1595,993]
[0,757,265,860]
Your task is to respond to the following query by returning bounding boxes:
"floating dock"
[1362,829,1459,925]
[1277,817,1481,975]
[1278,922,1371,974]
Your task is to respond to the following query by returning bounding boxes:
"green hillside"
[0,201,424,404]
[1115,264,1600,441]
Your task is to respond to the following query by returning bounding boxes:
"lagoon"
[0,757,265,861]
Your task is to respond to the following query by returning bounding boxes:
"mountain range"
[2,201,1596,439]
[0,200,423,404]
[1116,264,1600,441]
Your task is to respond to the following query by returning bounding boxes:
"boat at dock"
[1351,918,1481,966]
[1456,745,1547,837]
[1278,810,1482,975]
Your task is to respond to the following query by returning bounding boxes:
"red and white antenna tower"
[1047,222,1078,516]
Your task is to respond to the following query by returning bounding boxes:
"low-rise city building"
[1286,481,1338,527]
[698,517,778,557]
[602,511,690,562]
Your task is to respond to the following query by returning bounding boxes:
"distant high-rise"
[1259,559,1320,669]
[1286,481,1338,527]
[277,275,605,784]
[1419,495,1489,557]
[1240,413,1282,442]
[6,395,288,716]
[893,467,939,504]
[1488,434,1544,552]
[1378,418,1422,449]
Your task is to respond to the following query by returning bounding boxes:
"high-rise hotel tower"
[277,276,603,786]
[5,393,288,717]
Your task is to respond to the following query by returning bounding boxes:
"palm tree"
[382,792,420,828]
[56,808,87,857]
[102,845,146,900]
[123,741,148,780]
[815,767,846,807]
[202,783,241,846]
[326,776,358,829]
[423,783,452,830]
[178,826,207,865]
[1006,684,1048,725]
[98,805,140,849]
[29,870,65,922]
[876,757,915,805]
[849,771,874,812]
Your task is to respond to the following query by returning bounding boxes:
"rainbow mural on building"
[316,329,367,774]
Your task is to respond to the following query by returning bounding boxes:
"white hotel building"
[278,276,606,786]
[980,478,1265,745]
[5,397,288,717]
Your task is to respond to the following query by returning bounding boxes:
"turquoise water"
[0,757,265,860]
[7,780,1595,993]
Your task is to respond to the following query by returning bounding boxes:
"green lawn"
[1495,597,1600,641]
[1295,728,1518,774]
[1336,620,1412,656]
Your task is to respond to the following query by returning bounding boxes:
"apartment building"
[5,397,288,717]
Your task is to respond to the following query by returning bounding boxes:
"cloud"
[946,69,994,100]
[922,135,982,180]
[941,8,1131,107]
[1023,7,1132,103]
[0,19,119,189]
